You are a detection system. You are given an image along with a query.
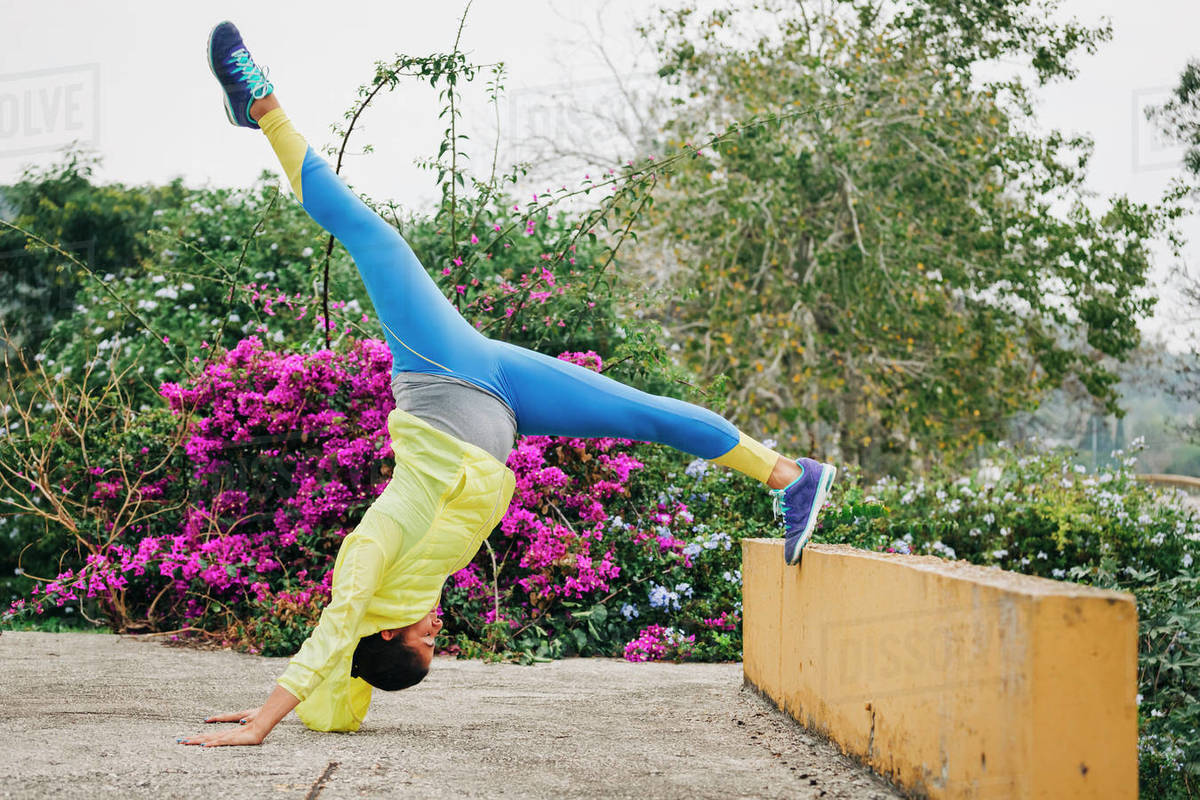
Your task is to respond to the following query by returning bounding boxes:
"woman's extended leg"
[254,102,498,386]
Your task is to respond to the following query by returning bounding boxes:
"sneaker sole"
[206,23,251,128]
[785,463,837,565]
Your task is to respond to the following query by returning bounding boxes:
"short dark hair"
[350,632,430,691]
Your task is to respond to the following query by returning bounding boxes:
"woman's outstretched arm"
[175,530,386,745]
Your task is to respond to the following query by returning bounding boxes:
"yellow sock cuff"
[258,107,308,202]
[711,432,779,485]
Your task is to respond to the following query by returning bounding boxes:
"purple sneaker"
[770,458,837,565]
[206,21,274,129]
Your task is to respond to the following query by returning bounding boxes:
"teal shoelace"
[231,48,273,99]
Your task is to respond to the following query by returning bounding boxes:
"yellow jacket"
[276,408,515,731]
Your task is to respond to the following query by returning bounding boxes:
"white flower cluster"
[929,540,956,559]
[685,530,733,553]
[648,582,693,611]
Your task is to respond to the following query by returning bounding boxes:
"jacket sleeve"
[276,532,385,702]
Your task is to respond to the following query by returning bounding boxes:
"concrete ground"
[0,631,903,800]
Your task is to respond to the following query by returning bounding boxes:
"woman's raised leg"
[254,102,495,383]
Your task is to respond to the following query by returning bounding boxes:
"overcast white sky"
[1,0,1198,344]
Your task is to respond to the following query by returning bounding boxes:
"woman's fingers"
[178,732,214,746]
[178,730,217,746]
[178,725,264,747]
[202,708,258,723]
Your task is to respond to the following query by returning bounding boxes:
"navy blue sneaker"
[206,21,274,129]
[770,458,837,565]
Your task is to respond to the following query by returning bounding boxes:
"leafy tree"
[634,0,1177,476]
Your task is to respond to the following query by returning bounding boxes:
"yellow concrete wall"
[741,540,1138,799]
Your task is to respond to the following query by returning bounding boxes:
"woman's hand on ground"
[178,721,267,748]
[177,705,265,747]
[179,685,300,748]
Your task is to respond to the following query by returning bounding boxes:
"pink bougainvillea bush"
[6,332,397,653]
[6,340,759,662]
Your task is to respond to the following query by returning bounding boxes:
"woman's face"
[381,609,443,668]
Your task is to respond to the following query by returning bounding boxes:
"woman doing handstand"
[179,22,836,747]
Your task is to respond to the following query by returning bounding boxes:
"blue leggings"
[270,112,748,462]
